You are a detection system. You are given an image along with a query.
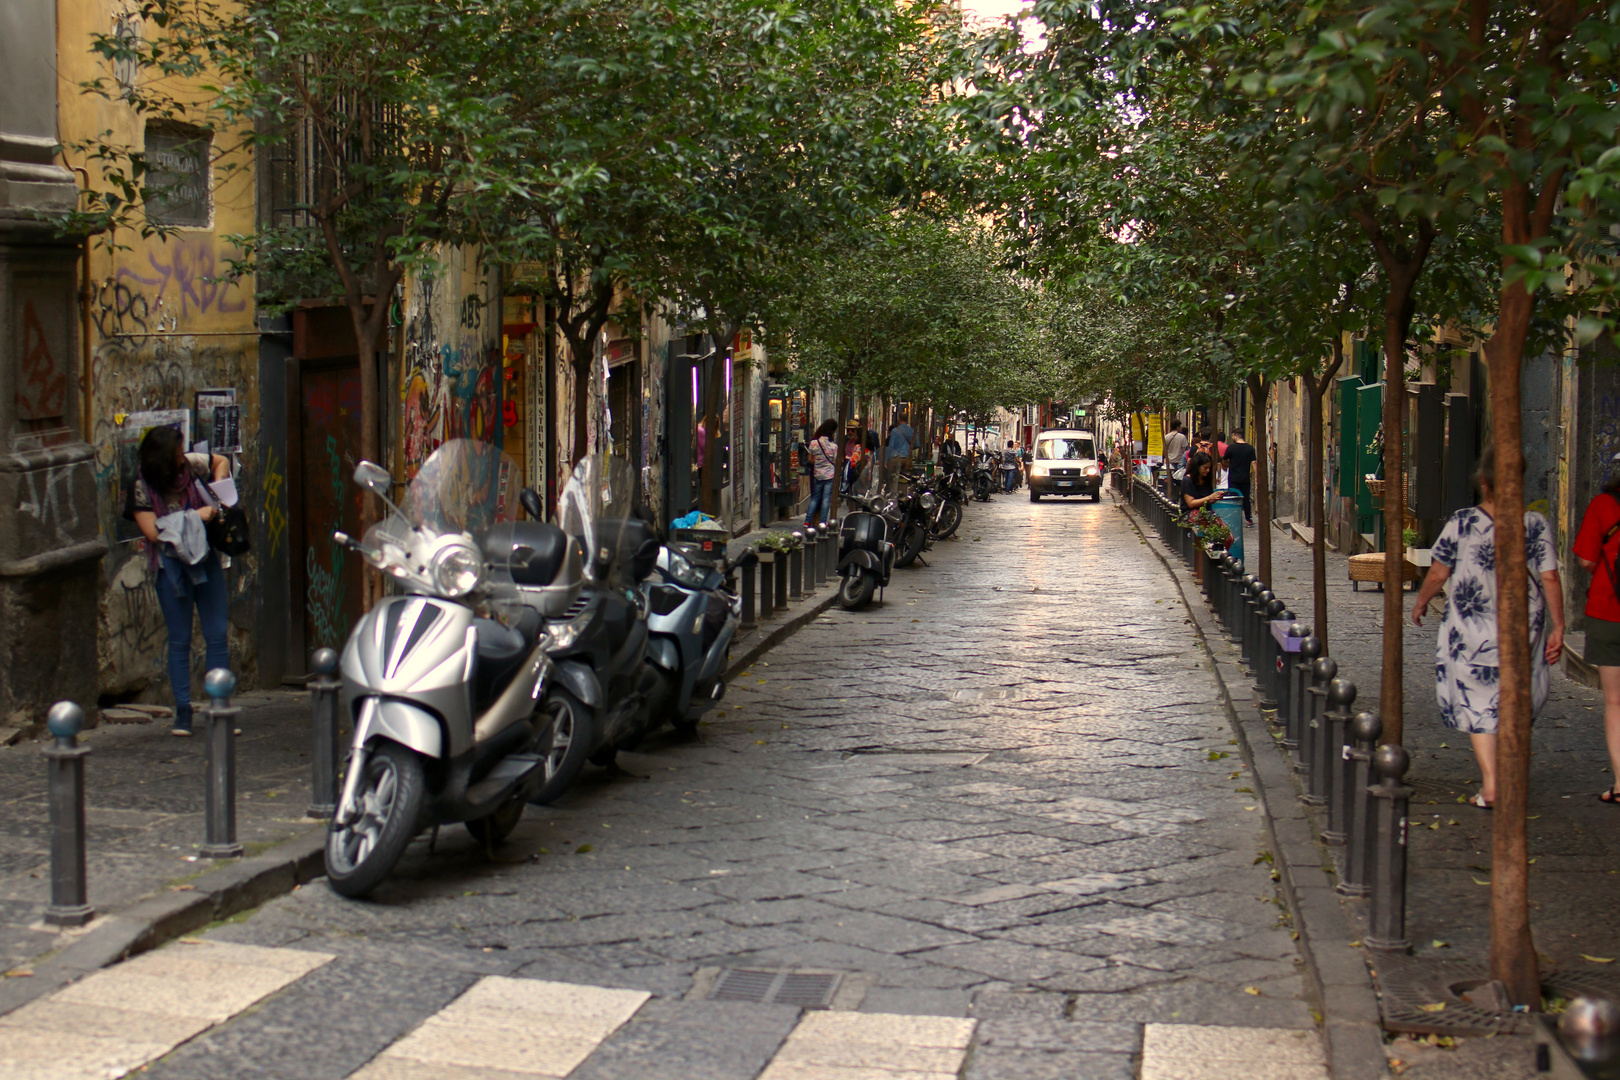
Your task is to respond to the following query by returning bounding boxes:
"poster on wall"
[116,409,192,542]
[194,388,239,453]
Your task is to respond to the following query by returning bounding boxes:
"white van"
[1029,429,1102,502]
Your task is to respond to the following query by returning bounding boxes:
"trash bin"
[1214,491,1244,565]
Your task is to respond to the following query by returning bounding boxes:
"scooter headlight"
[665,550,709,589]
[430,539,484,598]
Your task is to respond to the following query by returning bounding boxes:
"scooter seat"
[473,617,531,708]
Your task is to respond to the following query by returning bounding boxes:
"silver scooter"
[324,440,581,897]
[640,541,751,734]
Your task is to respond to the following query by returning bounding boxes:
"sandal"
[1600,789,1620,805]
[1469,793,1494,810]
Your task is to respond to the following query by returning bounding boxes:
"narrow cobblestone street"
[36,496,1330,1080]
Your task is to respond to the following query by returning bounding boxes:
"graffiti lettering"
[115,236,247,321]
[262,444,286,558]
[17,464,80,545]
[17,299,67,420]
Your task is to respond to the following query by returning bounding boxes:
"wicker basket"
[1348,551,1424,591]
[1364,478,1386,498]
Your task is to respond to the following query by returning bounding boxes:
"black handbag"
[196,479,251,556]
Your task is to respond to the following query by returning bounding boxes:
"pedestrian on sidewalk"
[1412,446,1565,808]
[1163,419,1188,496]
[126,426,234,737]
[1224,431,1258,525]
[1001,441,1020,492]
[1570,470,1620,803]
[805,420,838,526]
[1179,452,1220,513]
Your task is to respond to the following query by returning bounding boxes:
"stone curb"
[0,829,325,1018]
[1116,496,1388,1080]
[725,580,842,681]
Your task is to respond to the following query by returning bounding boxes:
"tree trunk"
[1305,337,1346,651]
[1248,373,1272,585]
[830,390,852,524]
[1486,199,1541,1009]
[1379,294,1409,745]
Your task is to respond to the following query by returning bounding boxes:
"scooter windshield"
[557,454,643,590]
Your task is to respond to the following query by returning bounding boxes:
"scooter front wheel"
[529,687,593,805]
[326,741,427,898]
[839,570,876,610]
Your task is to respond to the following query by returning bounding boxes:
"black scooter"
[837,494,896,610]
[519,486,662,803]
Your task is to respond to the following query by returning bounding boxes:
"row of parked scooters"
[321,440,977,896]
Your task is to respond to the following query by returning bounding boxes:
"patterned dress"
[1431,507,1557,734]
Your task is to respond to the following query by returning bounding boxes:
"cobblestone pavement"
[1256,524,1620,1080]
[20,496,1335,1079]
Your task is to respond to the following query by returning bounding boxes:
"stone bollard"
[758,551,776,616]
[1286,633,1319,753]
[1301,656,1337,794]
[788,531,805,600]
[1258,598,1286,710]
[201,668,244,859]
[1322,679,1357,845]
[42,701,94,927]
[308,648,341,819]
[739,556,757,628]
[1367,744,1414,953]
[1337,711,1383,898]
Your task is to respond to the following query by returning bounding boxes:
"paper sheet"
[209,478,239,507]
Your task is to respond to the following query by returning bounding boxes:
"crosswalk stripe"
[349,976,650,1079]
[758,1011,979,1080]
[0,939,333,1080]
[1141,1023,1328,1080]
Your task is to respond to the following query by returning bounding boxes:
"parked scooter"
[923,465,965,541]
[519,456,661,801]
[971,453,996,502]
[890,481,935,568]
[837,493,896,610]
[641,540,752,734]
[325,440,560,897]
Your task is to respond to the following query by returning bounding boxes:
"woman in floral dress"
[1411,446,1565,808]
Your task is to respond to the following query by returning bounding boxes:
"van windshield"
[1036,437,1093,461]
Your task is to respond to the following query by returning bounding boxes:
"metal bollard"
[1286,633,1319,752]
[1367,744,1413,953]
[759,552,776,615]
[740,557,757,628]
[42,701,93,927]
[1247,586,1271,669]
[1322,678,1356,845]
[308,648,341,819]
[1236,576,1256,659]
[1301,656,1336,792]
[201,668,244,859]
[812,526,827,587]
[810,526,825,589]
[1258,598,1286,710]
[1338,711,1383,897]
[1205,551,1226,608]
[1225,560,1244,635]
[1278,621,1305,732]
[788,531,805,600]
[774,546,789,609]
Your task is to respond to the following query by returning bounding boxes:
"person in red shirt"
[1573,474,1620,803]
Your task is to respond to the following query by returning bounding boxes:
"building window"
[144,123,211,227]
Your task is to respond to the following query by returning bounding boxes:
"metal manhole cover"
[710,969,843,1008]
[1375,957,1620,1037]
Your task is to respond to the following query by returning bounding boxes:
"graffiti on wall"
[400,259,501,478]
[17,298,68,421]
[114,237,248,321]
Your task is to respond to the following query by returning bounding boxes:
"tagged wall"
[399,248,503,479]
[59,0,262,701]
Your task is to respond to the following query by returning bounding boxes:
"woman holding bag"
[129,426,233,736]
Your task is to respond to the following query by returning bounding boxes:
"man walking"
[1163,418,1189,496]
[885,411,916,489]
[1225,429,1258,526]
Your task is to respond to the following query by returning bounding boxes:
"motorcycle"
[325,441,562,898]
[925,462,965,540]
[890,481,935,568]
[518,455,661,801]
[641,540,752,734]
[837,494,895,610]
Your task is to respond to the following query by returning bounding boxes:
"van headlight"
[1031,464,1050,477]
[430,540,484,598]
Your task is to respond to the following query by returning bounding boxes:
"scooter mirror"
[519,487,544,522]
[353,461,391,497]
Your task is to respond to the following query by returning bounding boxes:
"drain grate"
[1375,956,1620,1037]
[710,969,843,1008]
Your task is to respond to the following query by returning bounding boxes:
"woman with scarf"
[129,426,233,736]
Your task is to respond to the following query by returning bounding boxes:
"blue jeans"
[156,552,230,726]
[806,477,834,524]
[1003,469,1017,492]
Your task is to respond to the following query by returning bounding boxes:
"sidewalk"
[0,525,846,988]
